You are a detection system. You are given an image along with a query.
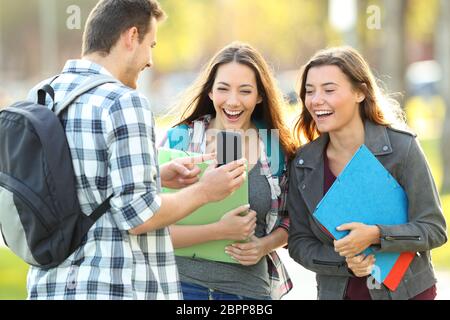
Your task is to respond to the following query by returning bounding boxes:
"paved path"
[278,249,450,300]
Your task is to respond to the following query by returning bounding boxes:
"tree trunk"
[437,0,450,194]
[381,0,407,99]
[0,8,3,73]
[39,0,58,78]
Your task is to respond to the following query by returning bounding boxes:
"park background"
[1,0,450,299]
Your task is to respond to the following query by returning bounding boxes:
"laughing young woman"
[160,42,297,300]
[287,46,447,300]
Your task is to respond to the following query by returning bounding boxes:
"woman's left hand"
[346,254,376,277]
[225,236,267,266]
[334,223,381,258]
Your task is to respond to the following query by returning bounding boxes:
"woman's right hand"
[199,158,247,203]
[216,205,257,241]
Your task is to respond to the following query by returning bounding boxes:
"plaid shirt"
[160,115,293,299]
[26,60,181,300]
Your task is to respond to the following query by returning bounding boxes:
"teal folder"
[158,147,249,263]
[313,145,412,289]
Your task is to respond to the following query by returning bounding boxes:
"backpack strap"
[89,194,114,221]
[37,85,55,106]
[54,74,117,116]
[52,75,117,217]
[36,75,59,105]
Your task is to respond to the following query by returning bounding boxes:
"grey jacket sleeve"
[377,138,447,252]
[287,161,352,277]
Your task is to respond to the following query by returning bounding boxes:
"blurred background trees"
[1,0,448,191]
[0,0,443,102]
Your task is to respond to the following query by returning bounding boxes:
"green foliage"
[406,0,439,41]
[0,0,443,76]
[123,0,329,72]
[0,248,28,300]
[418,139,450,270]
[432,194,450,269]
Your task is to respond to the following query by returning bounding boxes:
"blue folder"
[313,145,409,285]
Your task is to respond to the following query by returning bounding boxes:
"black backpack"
[0,75,116,269]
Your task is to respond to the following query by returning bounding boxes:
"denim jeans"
[181,281,271,300]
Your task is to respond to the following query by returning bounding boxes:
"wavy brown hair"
[294,46,405,144]
[172,41,297,159]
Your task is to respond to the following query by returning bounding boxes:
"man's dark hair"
[82,0,166,56]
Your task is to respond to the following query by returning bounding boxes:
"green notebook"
[158,147,249,263]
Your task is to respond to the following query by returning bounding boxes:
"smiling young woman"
[159,41,298,300]
[287,46,447,300]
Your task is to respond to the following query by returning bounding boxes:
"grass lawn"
[0,248,28,300]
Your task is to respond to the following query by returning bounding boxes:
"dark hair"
[294,46,405,144]
[82,0,166,56]
[173,41,298,159]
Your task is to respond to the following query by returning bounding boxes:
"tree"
[380,0,407,97]
[39,0,58,78]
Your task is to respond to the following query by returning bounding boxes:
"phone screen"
[216,131,242,166]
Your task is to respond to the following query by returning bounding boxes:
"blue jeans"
[181,281,271,300]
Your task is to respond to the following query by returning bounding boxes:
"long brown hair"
[294,46,406,144]
[173,41,297,159]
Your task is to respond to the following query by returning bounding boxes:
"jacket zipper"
[312,259,345,267]
[0,181,51,233]
[384,235,421,241]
